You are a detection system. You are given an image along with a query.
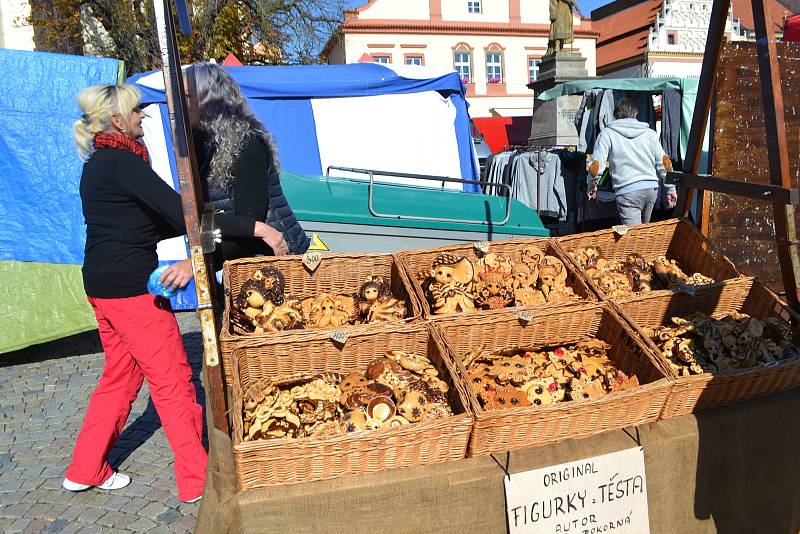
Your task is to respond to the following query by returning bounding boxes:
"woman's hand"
[159,258,194,289]
[254,221,289,256]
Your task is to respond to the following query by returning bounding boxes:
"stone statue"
[547,0,581,56]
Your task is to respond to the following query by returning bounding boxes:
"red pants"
[66,294,207,501]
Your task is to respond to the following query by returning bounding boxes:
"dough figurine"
[355,276,406,323]
[303,293,352,328]
[475,266,514,310]
[250,266,286,305]
[428,254,476,314]
[253,299,304,333]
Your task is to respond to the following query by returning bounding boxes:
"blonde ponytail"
[73,84,143,160]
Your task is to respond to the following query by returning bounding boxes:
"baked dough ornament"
[428,254,476,314]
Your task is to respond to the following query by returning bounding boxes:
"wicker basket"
[616,277,800,419]
[229,321,473,490]
[429,302,671,456]
[555,218,743,301]
[395,237,599,319]
[219,252,421,382]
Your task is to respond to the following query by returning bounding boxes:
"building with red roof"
[592,0,793,77]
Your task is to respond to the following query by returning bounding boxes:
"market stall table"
[196,388,800,533]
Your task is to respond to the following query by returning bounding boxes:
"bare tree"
[29,0,347,74]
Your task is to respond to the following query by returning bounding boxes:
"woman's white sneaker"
[63,472,131,492]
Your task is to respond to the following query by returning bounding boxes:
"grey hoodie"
[589,118,674,196]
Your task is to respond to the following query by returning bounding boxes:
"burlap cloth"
[196,389,800,533]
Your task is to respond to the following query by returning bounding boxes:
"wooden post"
[675,0,731,237]
[151,0,229,434]
[751,0,800,311]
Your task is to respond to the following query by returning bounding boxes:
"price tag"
[302,251,323,272]
[504,447,650,534]
[329,330,349,345]
[474,241,490,254]
[516,310,535,323]
[612,225,629,237]
[678,283,697,296]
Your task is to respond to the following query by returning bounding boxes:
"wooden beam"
[152,0,229,434]
[667,172,800,206]
[751,0,800,312]
[675,0,731,235]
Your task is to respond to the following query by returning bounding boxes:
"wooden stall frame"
[672,0,800,314]
[151,0,229,434]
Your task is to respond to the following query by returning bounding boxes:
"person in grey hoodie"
[587,98,676,226]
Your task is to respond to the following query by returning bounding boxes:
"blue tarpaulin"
[0,49,121,265]
[129,63,480,190]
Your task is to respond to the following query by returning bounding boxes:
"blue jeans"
[616,187,658,226]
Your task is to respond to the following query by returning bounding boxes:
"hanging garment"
[511,150,567,221]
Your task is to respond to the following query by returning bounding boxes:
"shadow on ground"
[109,330,210,468]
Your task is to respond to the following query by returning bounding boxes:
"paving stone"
[0,503,33,518]
[167,514,197,532]
[8,518,32,533]
[120,497,148,514]
[99,494,131,511]
[156,509,182,525]
[0,479,23,492]
[23,502,53,519]
[23,518,49,533]
[95,509,136,528]
[52,503,83,521]
[76,506,106,524]
[139,501,170,521]
[41,518,70,533]
[127,516,158,532]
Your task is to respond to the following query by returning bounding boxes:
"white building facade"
[0,0,34,50]
[323,0,599,118]
[647,0,744,77]
[593,0,759,78]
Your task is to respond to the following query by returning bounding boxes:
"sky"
[345,0,612,17]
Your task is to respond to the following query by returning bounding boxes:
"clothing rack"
[491,145,574,221]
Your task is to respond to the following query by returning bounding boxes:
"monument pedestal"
[528,51,591,147]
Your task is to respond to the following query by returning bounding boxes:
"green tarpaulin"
[0,261,96,354]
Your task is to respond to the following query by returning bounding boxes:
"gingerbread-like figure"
[475,266,514,310]
[428,254,476,314]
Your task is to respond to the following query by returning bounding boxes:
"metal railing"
[325,165,512,226]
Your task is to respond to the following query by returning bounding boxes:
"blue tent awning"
[129,63,467,103]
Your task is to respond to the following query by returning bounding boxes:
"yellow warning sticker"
[308,233,330,252]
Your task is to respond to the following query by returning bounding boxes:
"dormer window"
[468,1,482,13]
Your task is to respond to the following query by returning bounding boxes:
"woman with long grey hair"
[189,62,309,265]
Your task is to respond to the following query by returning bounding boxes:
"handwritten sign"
[329,330,349,345]
[302,251,323,272]
[504,447,649,534]
[517,310,535,323]
[474,241,490,254]
[612,225,629,237]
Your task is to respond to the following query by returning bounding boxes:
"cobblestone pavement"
[0,313,205,533]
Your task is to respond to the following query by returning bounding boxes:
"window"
[454,50,472,83]
[528,58,541,83]
[468,1,481,13]
[372,54,390,64]
[667,31,678,45]
[486,51,503,83]
[404,55,423,66]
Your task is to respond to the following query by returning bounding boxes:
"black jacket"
[201,132,309,266]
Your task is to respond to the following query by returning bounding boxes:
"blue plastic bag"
[147,265,187,298]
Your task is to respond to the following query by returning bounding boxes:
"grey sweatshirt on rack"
[590,118,674,196]
[511,151,566,221]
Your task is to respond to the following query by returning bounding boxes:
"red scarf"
[93,132,149,163]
